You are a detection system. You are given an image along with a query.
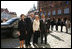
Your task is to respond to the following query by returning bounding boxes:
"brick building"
[37,1,71,20]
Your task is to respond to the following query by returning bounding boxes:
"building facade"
[1,8,10,21]
[1,8,17,22]
[38,1,71,20]
[9,12,17,18]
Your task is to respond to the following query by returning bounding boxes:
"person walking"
[50,18,54,31]
[56,18,58,31]
[46,17,50,33]
[61,18,64,32]
[50,17,56,31]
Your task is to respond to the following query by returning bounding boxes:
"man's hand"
[26,31,27,35]
[47,30,48,32]
[33,30,35,32]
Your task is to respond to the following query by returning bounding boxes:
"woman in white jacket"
[33,15,40,45]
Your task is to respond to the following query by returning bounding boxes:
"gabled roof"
[9,12,17,15]
[1,8,9,13]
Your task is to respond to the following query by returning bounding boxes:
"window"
[58,9,61,15]
[40,12,43,16]
[48,11,51,16]
[49,1,52,4]
[52,10,56,15]
[64,8,69,14]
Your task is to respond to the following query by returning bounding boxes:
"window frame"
[57,9,61,15]
[64,8,69,14]
[52,10,56,15]
[48,11,51,16]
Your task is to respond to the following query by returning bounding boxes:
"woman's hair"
[20,14,25,18]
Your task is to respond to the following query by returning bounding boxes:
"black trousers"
[51,24,54,31]
[47,25,50,31]
[56,24,58,31]
[61,25,68,32]
[25,31,33,46]
[33,31,40,44]
[41,31,47,44]
[61,25,63,32]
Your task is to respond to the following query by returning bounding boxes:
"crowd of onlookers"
[49,17,71,33]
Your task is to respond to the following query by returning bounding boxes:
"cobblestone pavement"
[1,26,71,48]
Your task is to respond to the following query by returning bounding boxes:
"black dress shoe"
[61,31,63,32]
[28,45,32,48]
[45,42,47,44]
[41,42,43,44]
[65,32,68,33]
[26,46,28,48]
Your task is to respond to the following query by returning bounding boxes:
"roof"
[1,8,17,15]
[1,8,9,13]
[9,12,17,15]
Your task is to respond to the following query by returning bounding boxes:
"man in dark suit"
[55,18,58,31]
[40,14,47,44]
[46,18,50,33]
[61,18,67,32]
[50,17,55,31]
[25,13,34,48]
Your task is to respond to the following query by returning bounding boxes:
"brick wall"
[38,1,71,20]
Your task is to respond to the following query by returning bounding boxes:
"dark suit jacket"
[46,19,50,30]
[40,19,46,32]
[18,20,27,34]
[25,17,33,33]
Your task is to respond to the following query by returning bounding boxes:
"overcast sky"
[1,1,37,17]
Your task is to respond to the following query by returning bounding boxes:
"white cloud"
[1,1,37,17]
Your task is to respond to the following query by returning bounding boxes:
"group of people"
[17,13,71,48]
[50,17,71,33]
[17,13,50,48]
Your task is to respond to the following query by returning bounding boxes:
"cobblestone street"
[1,26,71,48]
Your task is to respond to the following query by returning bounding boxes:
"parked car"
[1,17,20,38]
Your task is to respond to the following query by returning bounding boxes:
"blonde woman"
[33,15,40,45]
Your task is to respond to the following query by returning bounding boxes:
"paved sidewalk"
[1,26,71,48]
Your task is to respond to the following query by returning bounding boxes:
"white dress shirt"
[42,18,45,22]
[33,19,40,31]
